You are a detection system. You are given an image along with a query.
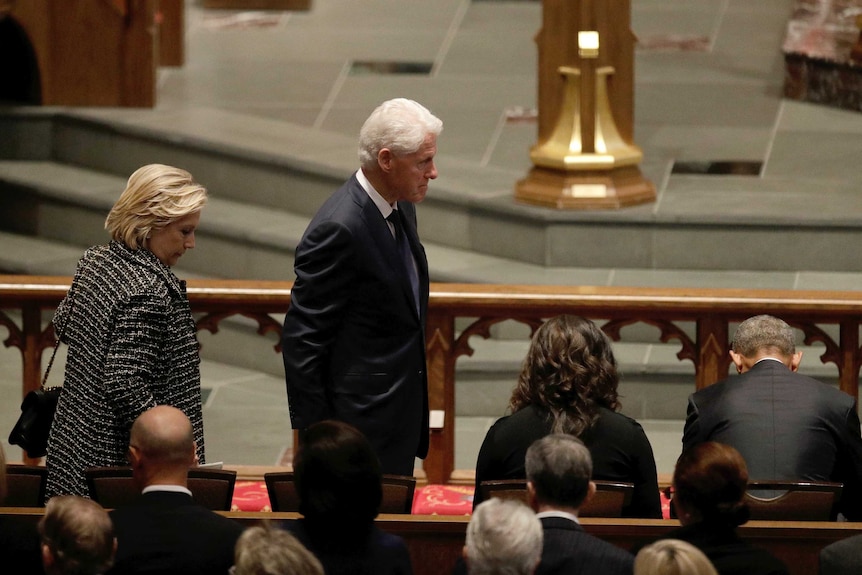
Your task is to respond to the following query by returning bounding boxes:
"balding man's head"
[129,406,196,486]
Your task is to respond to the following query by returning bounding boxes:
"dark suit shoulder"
[538,517,633,575]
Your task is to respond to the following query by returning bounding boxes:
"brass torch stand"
[516,29,655,210]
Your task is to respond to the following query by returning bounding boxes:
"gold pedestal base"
[515,165,655,210]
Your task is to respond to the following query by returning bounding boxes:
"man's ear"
[127,445,142,468]
[789,351,803,372]
[583,480,597,507]
[526,481,538,511]
[729,350,745,374]
[377,148,393,172]
[42,543,54,571]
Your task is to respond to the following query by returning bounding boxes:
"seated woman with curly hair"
[473,314,661,518]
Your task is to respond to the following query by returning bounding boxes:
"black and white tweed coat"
[45,241,205,499]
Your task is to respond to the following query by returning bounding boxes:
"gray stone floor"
[4,0,862,479]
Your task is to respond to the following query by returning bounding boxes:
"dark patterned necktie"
[387,210,420,314]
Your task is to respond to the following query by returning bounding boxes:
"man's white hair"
[465,498,543,575]
[358,98,443,168]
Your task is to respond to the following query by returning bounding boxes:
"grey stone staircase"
[0,109,842,475]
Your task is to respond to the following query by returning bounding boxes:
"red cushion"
[412,484,474,515]
[231,480,272,512]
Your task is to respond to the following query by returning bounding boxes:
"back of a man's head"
[39,495,115,575]
[732,315,796,358]
[525,434,592,510]
[129,405,195,486]
[465,498,543,575]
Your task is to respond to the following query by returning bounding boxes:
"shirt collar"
[536,509,580,524]
[142,484,193,496]
[755,357,785,366]
[356,169,395,218]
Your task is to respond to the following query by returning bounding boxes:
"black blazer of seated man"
[682,314,862,520]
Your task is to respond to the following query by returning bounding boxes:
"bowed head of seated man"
[464,498,543,575]
[107,405,243,575]
[525,434,634,575]
[39,495,116,575]
[682,314,862,520]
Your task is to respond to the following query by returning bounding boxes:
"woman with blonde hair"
[45,163,208,499]
[233,522,323,575]
[635,539,718,575]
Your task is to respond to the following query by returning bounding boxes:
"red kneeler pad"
[231,480,272,512]
[411,484,474,515]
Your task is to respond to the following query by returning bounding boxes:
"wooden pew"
[5,510,862,575]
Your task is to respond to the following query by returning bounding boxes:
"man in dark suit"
[682,314,862,520]
[282,98,442,476]
[525,434,634,575]
[107,406,243,575]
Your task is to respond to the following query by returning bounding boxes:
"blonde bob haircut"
[634,539,718,575]
[105,164,207,250]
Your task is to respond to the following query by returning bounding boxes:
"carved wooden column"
[423,311,456,485]
[839,321,861,400]
[516,0,655,209]
[695,316,729,390]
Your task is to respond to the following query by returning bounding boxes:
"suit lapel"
[351,184,421,321]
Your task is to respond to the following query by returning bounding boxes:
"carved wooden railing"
[3,275,862,484]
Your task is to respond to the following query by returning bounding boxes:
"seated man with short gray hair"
[525,434,634,575]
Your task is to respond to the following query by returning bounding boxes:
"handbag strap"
[40,333,63,389]
[42,275,78,389]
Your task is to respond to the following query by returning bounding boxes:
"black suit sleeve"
[282,219,356,429]
[682,394,703,453]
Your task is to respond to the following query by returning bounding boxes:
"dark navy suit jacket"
[683,359,862,520]
[107,490,243,575]
[537,516,634,575]
[282,174,430,475]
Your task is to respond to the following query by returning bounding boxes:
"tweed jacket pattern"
[45,241,204,499]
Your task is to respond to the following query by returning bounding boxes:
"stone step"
[0,159,571,283]
[6,109,862,275]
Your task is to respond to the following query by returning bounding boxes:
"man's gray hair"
[358,98,443,168]
[466,498,543,575]
[525,434,592,509]
[732,314,796,357]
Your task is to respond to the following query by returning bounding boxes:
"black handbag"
[9,290,73,458]
[9,385,62,458]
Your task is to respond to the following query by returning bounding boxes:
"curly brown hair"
[508,315,620,436]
